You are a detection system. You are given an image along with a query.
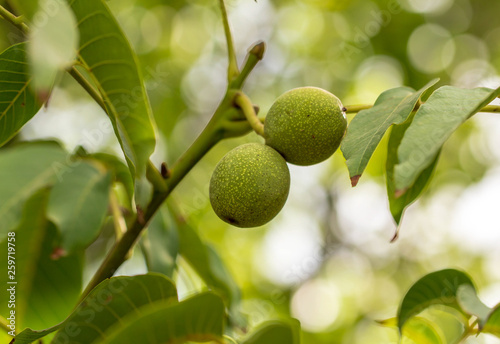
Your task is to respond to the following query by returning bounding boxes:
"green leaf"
[89,153,134,206]
[96,292,225,344]
[0,43,42,147]
[386,114,440,227]
[456,284,492,329]
[28,0,79,92]
[0,188,83,333]
[15,273,177,344]
[47,162,111,253]
[398,269,475,333]
[177,217,241,307]
[403,317,446,344]
[0,142,67,236]
[68,0,156,178]
[341,79,438,186]
[394,86,500,193]
[378,317,446,344]
[142,208,179,278]
[241,320,301,344]
[484,304,500,336]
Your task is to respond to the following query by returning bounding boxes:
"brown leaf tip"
[350,175,361,187]
[390,222,402,243]
[390,231,399,243]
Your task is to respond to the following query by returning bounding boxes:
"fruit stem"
[219,0,240,83]
[481,105,500,113]
[344,104,373,113]
[233,91,265,137]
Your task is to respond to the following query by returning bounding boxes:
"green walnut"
[264,87,347,166]
[209,143,290,228]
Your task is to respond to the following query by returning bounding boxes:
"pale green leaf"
[15,274,177,344]
[47,162,111,253]
[394,86,500,193]
[457,284,492,329]
[0,43,42,147]
[97,292,225,344]
[0,142,67,236]
[398,269,475,333]
[341,79,438,186]
[67,0,156,178]
[28,0,79,91]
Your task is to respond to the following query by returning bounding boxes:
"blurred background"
[2,0,500,342]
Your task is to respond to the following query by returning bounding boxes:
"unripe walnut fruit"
[264,87,347,166]
[209,143,290,228]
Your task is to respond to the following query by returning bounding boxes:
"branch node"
[161,162,171,179]
[136,206,145,226]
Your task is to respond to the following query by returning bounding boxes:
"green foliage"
[47,162,111,253]
[88,152,134,207]
[1,0,500,343]
[14,274,177,343]
[176,212,241,308]
[68,0,156,179]
[342,79,438,186]
[0,142,67,235]
[240,320,301,344]
[0,43,41,147]
[456,284,492,328]
[142,208,179,278]
[0,189,83,332]
[386,114,440,226]
[484,305,500,336]
[96,292,224,344]
[397,269,474,332]
[385,269,500,342]
[394,86,500,192]
[379,317,446,344]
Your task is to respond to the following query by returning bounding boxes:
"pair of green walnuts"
[209,87,347,228]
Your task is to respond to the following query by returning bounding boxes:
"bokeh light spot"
[408,24,455,74]
[291,279,341,332]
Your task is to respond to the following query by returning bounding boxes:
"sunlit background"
[2,0,500,342]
